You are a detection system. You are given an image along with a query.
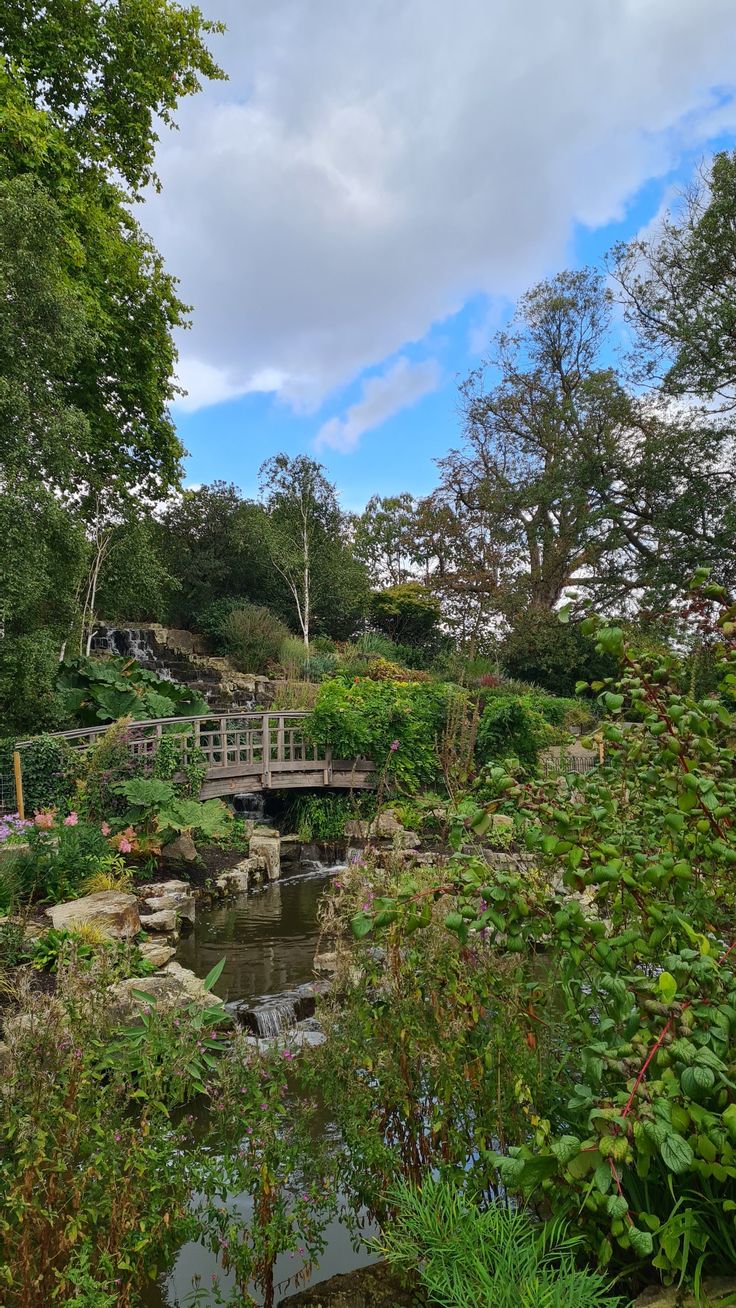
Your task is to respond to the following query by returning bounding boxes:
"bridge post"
[323,745,333,786]
[262,712,271,787]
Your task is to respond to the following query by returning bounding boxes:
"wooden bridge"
[15,711,375,803]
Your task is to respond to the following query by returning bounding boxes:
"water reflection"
[143,866,378,1306]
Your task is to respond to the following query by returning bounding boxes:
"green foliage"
[57,656,208,726]
[382,1180,623,1308]
[151,726,207,797]
[10,735,77,813]
[501,610,619,697]
[351,579,736,1289]
[307,676,458,792]
[114,777,230,843]
[14,819,116,904]
[476,688,582,772]
[369,582,442,647]
[288,794,362,842]
[30,928,155,978]
[222,603,291,673]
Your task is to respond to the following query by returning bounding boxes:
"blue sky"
[145,2,736,513]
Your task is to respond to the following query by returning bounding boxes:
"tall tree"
[611,150,736,407]
[438,269,736,627]
[0,4,224,503]
[353,494,420,586]
[259,455,369,645]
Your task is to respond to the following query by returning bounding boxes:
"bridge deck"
[16,711,375,798]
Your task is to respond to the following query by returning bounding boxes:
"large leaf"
[660,1133,694,1174]
[115,777,177,808]
[92,685,140,720]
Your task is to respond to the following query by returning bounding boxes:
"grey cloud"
[146,0,736,416]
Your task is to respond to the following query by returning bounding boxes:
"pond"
[145,863,378,1307]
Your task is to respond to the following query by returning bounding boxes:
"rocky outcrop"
[278,1262,425,1308]
[249,828,281,881]
[140,879,196,926]
[46,891,141,939]
[215,856,266,894]
[89,624,283,711]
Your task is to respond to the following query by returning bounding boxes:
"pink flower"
[64,812,79,826]
[282,1049,294,1060]
[390,739,400,752]
[119,837,132,853]
[34,811,55,830]
[101,822,111,836]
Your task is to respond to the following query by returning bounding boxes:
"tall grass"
[381,1179,625,1308]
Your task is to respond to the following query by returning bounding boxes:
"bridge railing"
[13,711,372,800]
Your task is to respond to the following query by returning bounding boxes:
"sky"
[143,0,736,513]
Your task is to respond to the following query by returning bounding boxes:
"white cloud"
[316,356,441,452]
[146,0,736,416]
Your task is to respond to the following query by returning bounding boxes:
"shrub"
[271,679,321,711]
[288,794,362,842]
[307,677,462,793]
[476,695,556,772]
[500,610,617,697]
[222,604,291,673]
[278,634,311,680]
[57,655,208,726]
[1,734,77,815]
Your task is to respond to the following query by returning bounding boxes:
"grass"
[381,1179,625,1308]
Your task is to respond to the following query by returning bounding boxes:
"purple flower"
[282,1048,294,1060]
[390,739,400,752]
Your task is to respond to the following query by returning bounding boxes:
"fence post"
[13,750,24,820]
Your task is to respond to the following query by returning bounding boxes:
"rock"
[279,1262,425,1307]
[216,857,264,894]
[138,939,177,968]
[138,908,177,934]
[109,961,224,1018]
[280,833,303,865]
[143,885,196,925]
[161,832,199,863]
[634,1282,736,1307]
[250,828,280,881]
[344,819,369,839]
[46,892,141,939]
[367,810,414,843]
[313,951,338,973]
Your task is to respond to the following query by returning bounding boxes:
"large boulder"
[250,828,280,881]
[139,908,177,934]
[161,832,198,864]
[46,892,140,939]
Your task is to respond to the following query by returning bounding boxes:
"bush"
[9,734,78,813]
[500,610,617,697]
[306,677,459,792]
[288,794,360,842]
[222,604,291,673]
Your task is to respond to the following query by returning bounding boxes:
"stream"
[145,863,377,1307]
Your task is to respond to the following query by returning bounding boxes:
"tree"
[498,610,617,697]
[438,269,736,626]
[157,483,277,627]
[370,583,442,648]
[611,150,736,407]
[259,455,368,646]
[353,494,420,586]
[0,6,224,503]
[0,483,88,733]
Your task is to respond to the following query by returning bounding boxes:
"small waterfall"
[249,996,299,1037]
[234,792,265,820]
